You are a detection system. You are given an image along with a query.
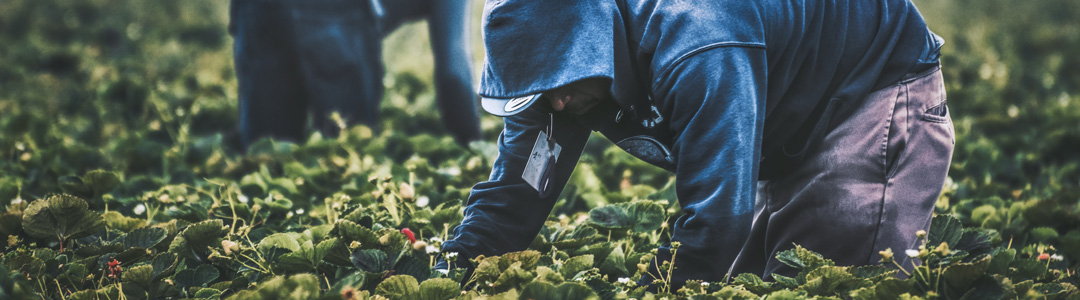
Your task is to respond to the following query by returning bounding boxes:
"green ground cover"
[0,0,1077,299]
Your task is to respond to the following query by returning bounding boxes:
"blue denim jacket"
[442,0,943,283]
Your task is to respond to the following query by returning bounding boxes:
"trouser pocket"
[875,65,954,270]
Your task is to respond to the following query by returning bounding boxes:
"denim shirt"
[441,0,943,277]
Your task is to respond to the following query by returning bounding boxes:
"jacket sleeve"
[441,104,591,264]
[645,46,768,283]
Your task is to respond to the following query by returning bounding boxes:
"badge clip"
[523,114,561,197]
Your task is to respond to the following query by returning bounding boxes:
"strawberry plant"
[1,0,1079,299]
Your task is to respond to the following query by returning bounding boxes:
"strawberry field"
[1,0,1078,299]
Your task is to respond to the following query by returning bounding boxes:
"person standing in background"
[229,0,482,148]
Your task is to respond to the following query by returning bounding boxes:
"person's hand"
[544,78,611,115]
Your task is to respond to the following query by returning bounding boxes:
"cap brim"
[481,94,543,117]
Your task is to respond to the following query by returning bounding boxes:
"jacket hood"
[477,0,648,114]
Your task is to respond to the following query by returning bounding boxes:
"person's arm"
[643,46,768,284]
[440,103,591,266]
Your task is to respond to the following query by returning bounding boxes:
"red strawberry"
[401,228,416,244]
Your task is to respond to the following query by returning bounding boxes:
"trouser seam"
[865,82,903,265]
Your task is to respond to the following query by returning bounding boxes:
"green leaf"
[263,196,293,212]
[417,278,459,300]
[103,211,146,232]
[471,255,503,283]
[534,266,565,284]
[329,272,366,295]
[21,194,104,247]
[176,219,225,252]
[970,204,998,225]
[850,265,897,281]
[929,215,964,248]
[775,245,832,271]
[314,238,340,263]
[120,227,167,249]
[305,224,335,241]
[711,286,760,300]
[430,204,463,232]
[122,264,154,287]
[598,243,628,277]
[770,273,799,289]
[174,264,219,288]
[375,229,409,252]
[82,170,121,197]
[943,255,992,299]
[588,205,631,230]
[351,249,390,273]
[120,282,148,300]
[334,220,380,247]
[1029,227,1059,242]
[236,274,319,300]
[520,281,559,300]
[257,232,302,253]
[493,262,532,291]
[850,278,911,300]
[1007,257,1047,281]
[957,275,1007,300]
[873,278,912,299]
[194,287,222,299]
[555,282,600,300]
[626,201,666,232]
[276,251,313,272]
[733,273,775,295]
[151,253,177,281]
[987,248,1015,275]
[58,176,92,198]
[374,275,419,300]
[4,253,45,278]
[560,255,594,279]
[0,213,23,237]
[801,265,866,296]
[322,238,353,267]
[955,228,995,259]
[499,250,541,271]
[1030,282,1078,298]
[394,255,433,282]
[0,262,34,299]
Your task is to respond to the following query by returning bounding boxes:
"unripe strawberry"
[413,240,428,251]
[399,183,415,200]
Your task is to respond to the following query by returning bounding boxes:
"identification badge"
[523,119,561,197]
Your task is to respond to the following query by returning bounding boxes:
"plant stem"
[889,258,912,277]
[666,247,678,294]
[55,279,66,300]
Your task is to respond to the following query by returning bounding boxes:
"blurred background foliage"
[0,0,1078,277]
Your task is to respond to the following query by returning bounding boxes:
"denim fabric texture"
[730,66,953,279]
[229,0,481,147]
[442,0,950,288]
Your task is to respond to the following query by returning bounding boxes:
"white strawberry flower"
[905,249,920,258]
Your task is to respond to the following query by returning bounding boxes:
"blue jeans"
[229,0,481,147]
